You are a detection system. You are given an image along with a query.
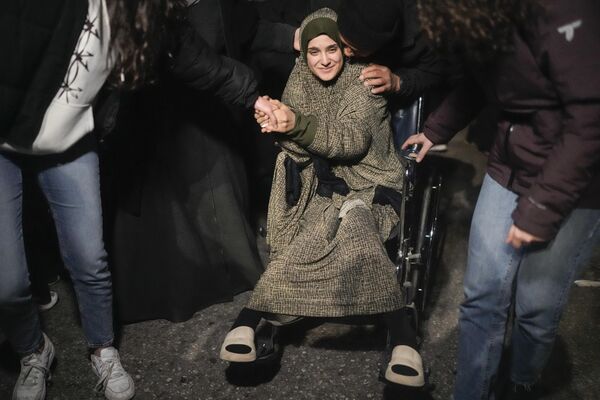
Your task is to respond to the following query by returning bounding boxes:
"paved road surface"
[1,132,599,399]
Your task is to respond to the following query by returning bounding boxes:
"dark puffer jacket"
[423,0,600,240]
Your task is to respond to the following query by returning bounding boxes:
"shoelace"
[94,360,114,393]
[20,355,48,385]
[93,356,126,393]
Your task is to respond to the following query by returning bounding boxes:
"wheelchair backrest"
[391,97,424,152]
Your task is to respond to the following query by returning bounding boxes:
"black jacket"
[168,20,259,109]
[365,0,445,107]
[0,0,260,150]
[0,0,87,148]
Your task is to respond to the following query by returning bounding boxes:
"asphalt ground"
[1,131,599,399]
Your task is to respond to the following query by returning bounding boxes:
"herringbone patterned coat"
[248,8,404,317]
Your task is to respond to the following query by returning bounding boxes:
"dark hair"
[107,0,187,89]
[417,0,538,64]
[337,0,400,56]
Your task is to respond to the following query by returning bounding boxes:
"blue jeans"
[0,145,114,354]
[454,174,600,400]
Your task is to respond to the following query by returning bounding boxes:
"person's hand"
[254,109,269,131]
[254,96,278,127]
[261,99,295,133]
[505,224,544,249]
[359,64,401,94]
[293,28,300,51]
[401,133,435,162]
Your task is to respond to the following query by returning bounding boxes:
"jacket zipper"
[505,124,516,189]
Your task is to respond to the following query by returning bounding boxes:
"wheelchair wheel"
[415,169,443,313]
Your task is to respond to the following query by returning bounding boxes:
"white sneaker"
[38,291,59,312]
[12,333,55,400]
[91,347,135,400]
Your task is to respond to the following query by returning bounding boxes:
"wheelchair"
[251,98,444,373]
[392,97,444,331]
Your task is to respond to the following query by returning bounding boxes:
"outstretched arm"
[169,22,259,109]
[402,75,485,162]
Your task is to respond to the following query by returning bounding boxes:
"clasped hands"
[253,96,295,134]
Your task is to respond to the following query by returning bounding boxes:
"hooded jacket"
[423,0,600,239]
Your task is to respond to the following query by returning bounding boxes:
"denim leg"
[510,208,600,384]
[454,175,523,400]
[37,149,114,348]
[0,152,43,354]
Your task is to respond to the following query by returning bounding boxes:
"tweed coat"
[247,8,404,317]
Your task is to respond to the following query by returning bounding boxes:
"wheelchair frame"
[394,97,443,328]
[254,97,444,364]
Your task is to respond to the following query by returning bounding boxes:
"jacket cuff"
[511,196,561,241]
[286,111,317,147]
[245,91,260,110]
[422,125,446,145]
[395,70,416,101]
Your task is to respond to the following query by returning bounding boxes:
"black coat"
[111,0,266,323]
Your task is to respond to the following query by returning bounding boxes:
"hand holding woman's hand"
[254,96,277,126]
[257,99,296,134]
[401,133,435,162]
[254,109,269,130]
[505,224,544,249]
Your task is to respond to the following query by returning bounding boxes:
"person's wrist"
[284,110,296,133]
[392,74,402,93]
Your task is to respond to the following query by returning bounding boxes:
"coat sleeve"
[387,0,445,102]
[250,20,296,53]
[511,0,600,239]
[392,33,446,102]
[168,23,259,109]
[422,75,486,144]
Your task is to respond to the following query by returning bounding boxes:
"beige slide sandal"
[219,326,257,363]
[384,345,425,387]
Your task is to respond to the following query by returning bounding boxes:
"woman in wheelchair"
[219,8,424,388]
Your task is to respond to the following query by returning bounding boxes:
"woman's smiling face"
[306,34,343,82]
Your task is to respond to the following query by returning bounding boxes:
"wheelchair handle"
[400,143,421,161]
